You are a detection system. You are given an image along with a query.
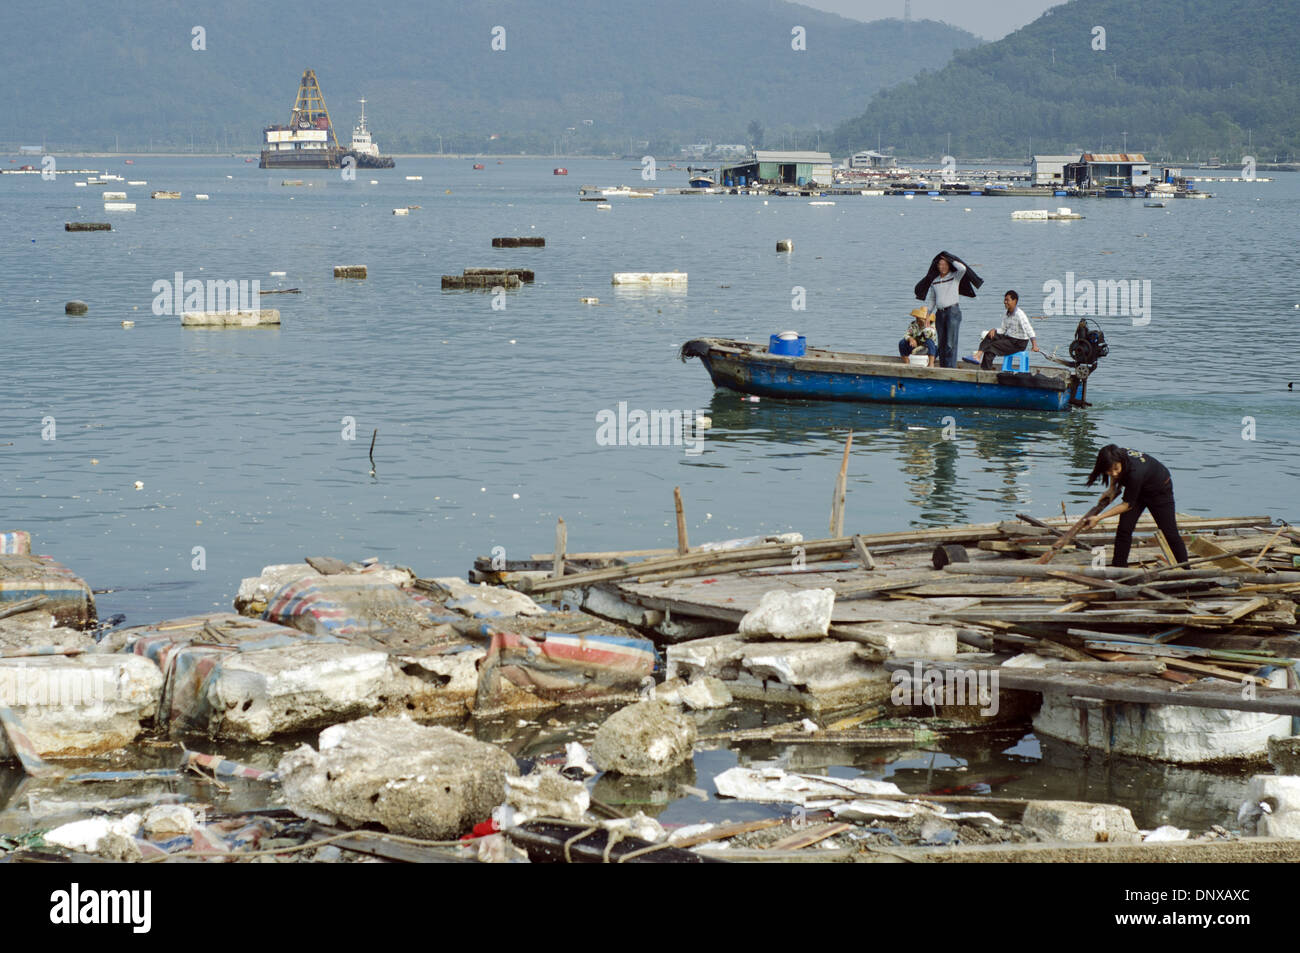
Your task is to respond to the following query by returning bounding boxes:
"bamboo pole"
[829,431,852,538]
[1250,522,1290,568]
[674,487,689,555]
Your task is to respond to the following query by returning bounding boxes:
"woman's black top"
[1117,448,1171,505]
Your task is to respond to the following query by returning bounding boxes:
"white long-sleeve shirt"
[925,259,967,312]
[998,306,1035,341]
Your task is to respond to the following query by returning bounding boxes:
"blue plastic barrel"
[769,334,807,356]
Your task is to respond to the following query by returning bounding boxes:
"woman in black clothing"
[1081,445,1189,568]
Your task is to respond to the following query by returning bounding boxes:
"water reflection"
[702,391,1102,524]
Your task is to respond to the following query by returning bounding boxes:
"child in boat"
[899,307,938,366]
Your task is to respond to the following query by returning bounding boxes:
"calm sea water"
[2,157,1298,830]
[3,157,1296,621]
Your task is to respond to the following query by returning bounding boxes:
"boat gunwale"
[692,337,1075,391]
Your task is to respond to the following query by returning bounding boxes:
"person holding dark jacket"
[914,250,983,368]
[1081,445,1188,568]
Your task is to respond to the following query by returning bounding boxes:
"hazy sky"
[802,0,1059,40]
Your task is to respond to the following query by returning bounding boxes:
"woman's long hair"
[1086,444,1127,487]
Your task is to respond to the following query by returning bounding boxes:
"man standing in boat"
[1080,445,1189,569]
[915,250,983,369]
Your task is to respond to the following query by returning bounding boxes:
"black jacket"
[913,250,983,302]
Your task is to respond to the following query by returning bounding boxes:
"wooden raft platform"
[481,513,1300,717]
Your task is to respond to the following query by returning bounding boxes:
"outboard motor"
[1068,319,1108,367]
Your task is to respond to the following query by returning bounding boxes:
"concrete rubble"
[1238,774,1300,838]
[590,699,697,776]
[1021,800,1143,844]
[2,517,1299,864]
[0,654,163,757]
[277,716,519,839]
[738,588,835,640]
[667,634,891,711]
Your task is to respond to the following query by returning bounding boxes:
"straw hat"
[909,307,931,320]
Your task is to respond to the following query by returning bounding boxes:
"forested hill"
[1,0,978,153]
[831,0,1300,160]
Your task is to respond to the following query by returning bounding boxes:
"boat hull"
[683,339,1081,412]
[259,149,340,169]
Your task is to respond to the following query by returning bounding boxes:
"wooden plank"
[942,608,1228,626]
[668,817,787,849]
[1163,657,1268,684]
[1222,596,1270,623]
[768,822,854,851]
[884,658,1300,716]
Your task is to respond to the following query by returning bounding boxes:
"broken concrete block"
[123,613,396,740]
[381,646,487,720]
[590,699,696,776]
[0,655,163,758]
[277,716,519,839]
[1239,774,1300,839]
[1268,737,1300,775]
[666,634,890,712]
[142,804,198,838]
[0,613,97,652]
[832,621,958,659]
[234,562,413,616]
[0,554,96,629]
[205,641,395,740]
[738,588,835,640]
[1034,669,1291,763]
[261,574,462,652]
[502,766,590,824]
[427,577,545,618]
[679,675,732,710]
[1022,800,1142,844]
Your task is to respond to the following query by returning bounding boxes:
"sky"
[800,0,1060,40]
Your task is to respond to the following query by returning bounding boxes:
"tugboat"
[343,98,395,169]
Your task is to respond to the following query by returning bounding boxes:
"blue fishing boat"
[680,335,1105,412]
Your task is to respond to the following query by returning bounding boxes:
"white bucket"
[777,330,800,341]
[908,354,930,366]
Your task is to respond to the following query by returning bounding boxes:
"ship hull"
[259,149,340,169]
[345,150,395,169]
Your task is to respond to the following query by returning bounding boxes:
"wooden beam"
[852,534,876,571]
[552,517,567,579]
[884,658,1300,716]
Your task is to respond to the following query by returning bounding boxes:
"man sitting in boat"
[898,307,938,366]
[972,291,1039,369]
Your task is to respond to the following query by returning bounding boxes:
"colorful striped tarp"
[124,614,342,734]
[262,576,462,649]
[0,705,60,777]
[0,532,31,556]
[0,554,95,627]
[474,623,656,701]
